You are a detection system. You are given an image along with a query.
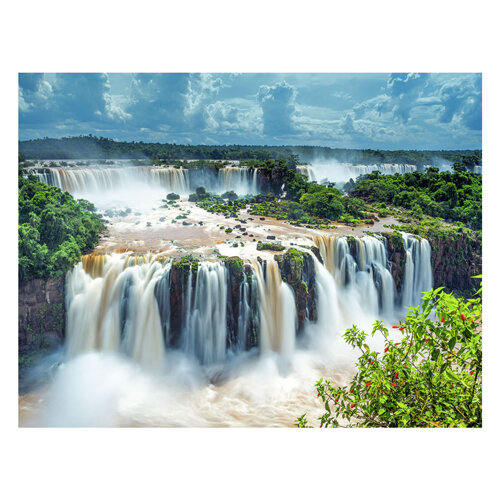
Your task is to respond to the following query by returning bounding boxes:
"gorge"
[18,159,479,427]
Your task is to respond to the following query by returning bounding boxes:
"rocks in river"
[248,218,254,221]
[146,222,152,227]
[182,221,192,226]
[266,235,276,240]
[242,232,248,236]
[198,221,204,225]
[248,234,254,237]
[159,217,166,222]
[236,236,241,238]
[260,217,265,220]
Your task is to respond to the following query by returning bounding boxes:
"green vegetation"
[18,174,105,281]
[19,136,481,169]
[172,254,199,275]
[382,231,405,251]
[166,192,180,200]
[257,241,286,252]
[296,279,482,428]
[350,168,482,229]
[192,190,253,218]
[221,256,244,277]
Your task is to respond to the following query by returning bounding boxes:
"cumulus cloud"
[386,73,430,123]
[339,113,356,135]
[437,75,482,130]
[258,81,298,136]
[18,73,482,148]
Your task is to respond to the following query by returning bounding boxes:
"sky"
[18,73,482,149]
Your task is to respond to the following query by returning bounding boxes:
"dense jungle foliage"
[297,279,482,428]
[19,135,481,167]
[345,165,482,229]
[18,168,105,281]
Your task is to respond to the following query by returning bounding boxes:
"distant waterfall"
[305,163,418,184]
[296,165,317,182]
[26,163,260,197]
[219,166,259,195]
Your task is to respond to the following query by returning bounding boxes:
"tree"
[453,162,467,173]
[296,279,482,428]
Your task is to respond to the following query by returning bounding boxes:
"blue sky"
[18,73,482,149]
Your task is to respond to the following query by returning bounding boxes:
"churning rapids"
[20,161,433,427]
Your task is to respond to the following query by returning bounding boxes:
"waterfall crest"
[26,163,260,197]
[64,232,432,373]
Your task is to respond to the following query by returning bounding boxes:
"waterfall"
[218,166,258,195]
[401,234,433,307]
[182,262,228,365]
[26,162,261,197]
[65,254,257,369]
[251,259,297,363]
[297,165,317,182]
[312,233,430,318]
[63,232,432,373]
[304,162,418,184]
[66,254,166,372]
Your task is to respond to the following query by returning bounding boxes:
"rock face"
[427,231,482,292]
[384,229,482,294]
[274,249,318,332]
[383,233,407,294]
[18,276,65,381]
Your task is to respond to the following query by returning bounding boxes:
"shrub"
[296,278,482,428]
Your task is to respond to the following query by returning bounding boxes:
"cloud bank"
[19,73,482,149]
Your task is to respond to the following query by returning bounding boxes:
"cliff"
[18,276,65,383]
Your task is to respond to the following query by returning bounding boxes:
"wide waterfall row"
[65,254,300,371]
[64,234,432,371]
[297,163,418,184]
[26,165,260,196]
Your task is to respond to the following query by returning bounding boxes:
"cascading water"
[303,162,418,184]
[65,254,258,370]
[219,166,259,195]
[312,233,430,320]
[26,231,434,426]
[66,254,166,372]
[401,233,433,307]
[251,259,297,365]
[64,232,432,374]
[182,262,228,365]
[296,165,317,182]
[26,161,260,198]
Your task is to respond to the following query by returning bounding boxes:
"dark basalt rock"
[274,248,318,333]
[18,276,66,389]
[427,231,481,292]
[383,232,407,295]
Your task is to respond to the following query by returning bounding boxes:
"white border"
[2,1,497,499]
